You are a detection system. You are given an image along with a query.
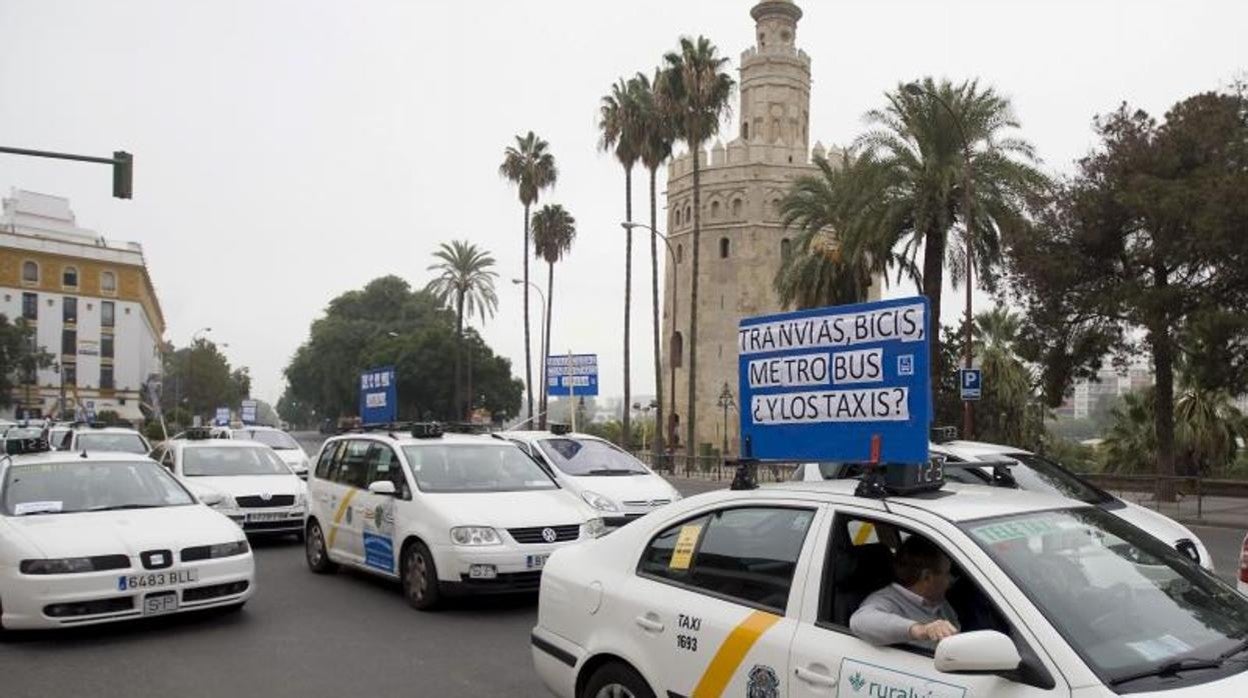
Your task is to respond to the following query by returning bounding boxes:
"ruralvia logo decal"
[849,672,866,692]
[839,659,967,698]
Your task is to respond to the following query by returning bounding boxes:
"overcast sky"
[2,0,1243,406]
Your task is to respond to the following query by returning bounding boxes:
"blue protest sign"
[546,354,599,397]
[214,407,230,426]
[240,400,258,425]
[359,366,398,425]
[960,368,982,401]
[737,296,931,464]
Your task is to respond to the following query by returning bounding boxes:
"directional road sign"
[546,354,599,397]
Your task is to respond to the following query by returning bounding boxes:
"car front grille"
[623,499,671,508]
[182,581,250,603]
[44,596,134,618]
[507,524,580,544]
[236,495,296,508]
[242,519,303,532]
[457,571,542,591]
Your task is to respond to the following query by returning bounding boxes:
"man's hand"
[909,620,958,643]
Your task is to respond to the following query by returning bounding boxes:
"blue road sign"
[359,366,398,425]
[737,296,932,464]
[960,368,982,401]
[546,354,599,397]
[214,407,230,426]
[240,400,258,425]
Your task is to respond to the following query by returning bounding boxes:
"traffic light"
[112,151,133,199]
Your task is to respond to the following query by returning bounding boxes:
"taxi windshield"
[76,432,149,454]
[402,444,557,493]
[2,460,194,515]
[232,429,300,450]
[999,453,1115,505]
[537,438,649,476]
[964,508,1248,689]
[182,446,291,477]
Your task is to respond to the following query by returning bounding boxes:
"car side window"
[315,441,340,480]
[639,507,816,613]
[335,440,372,489]
[365,443,410,499]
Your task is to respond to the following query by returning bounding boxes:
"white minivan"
[501,428,682,527]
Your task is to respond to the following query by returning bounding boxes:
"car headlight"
[584,518,607,539]
[295,491,307,507]
[299,457,310,471]
[450,526,501,546]
[201,492,238,510]
[581,490,620,512]
[181,540,250,561]
[20,555,130,575]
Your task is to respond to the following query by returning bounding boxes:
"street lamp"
[622,221,679,464]
[903,82,976,439]
[511,279,548,425]
[632,400,658,453]
[716,382,736,458]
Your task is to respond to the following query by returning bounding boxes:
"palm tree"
[425,241,499,420]
[776,152,919,309]
[1102,390,1158,475]
[599,77,645,449]
[974,303,1023,354]
[634,69,676,465]
[658,36,734,459]
[1175,386,1243,476]
[531,204,577,430]
[499,132,558,424]
[847,77,1047,397]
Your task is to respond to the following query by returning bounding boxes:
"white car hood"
[182,474,304,499]
[6,505,243,559]
[1109,500,1199,547]
[424,489,595,528]
[556,472,678,502]
[272,449,306,468]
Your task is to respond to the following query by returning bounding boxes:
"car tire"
[402,541,442,611]
[581,662,655,698]
[305,520,337,574]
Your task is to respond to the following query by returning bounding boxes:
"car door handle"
[794,665,837,687]
[634,613,665,633]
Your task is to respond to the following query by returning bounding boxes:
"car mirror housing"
[368,480,397,496]
[934,631,1021,673]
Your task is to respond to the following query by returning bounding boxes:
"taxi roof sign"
[737,296,932,464]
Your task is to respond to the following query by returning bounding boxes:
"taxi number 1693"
[118,569,198,591]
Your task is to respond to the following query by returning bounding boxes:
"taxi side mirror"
[934,631,1021,673]
[368,480,397,496]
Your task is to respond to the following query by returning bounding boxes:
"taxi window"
[366,443,409,499]
[315,441,340,480]
[638,507,815,613]
[335,440,372,489]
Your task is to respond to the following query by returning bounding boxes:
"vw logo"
[260,492,272,501]
[541,527,557,543]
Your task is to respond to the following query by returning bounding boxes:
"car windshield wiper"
[585,468,641,476]
[1217,637,1248,662]
[1109,658,1224,686]
[87,503,163,512]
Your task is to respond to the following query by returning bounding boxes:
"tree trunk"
[922,225,946,418]
[687,141,701,463]
[1151,264,1178,502]
[649,166,665,469]
[455,290,465,420]
[541,260,554,430]
[622,165,633,449]
[522,203,534,426]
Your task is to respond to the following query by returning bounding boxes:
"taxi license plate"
[247,512,287,522]
[525,554,549,570]
[143,591,179,616]
[118,568,198,592]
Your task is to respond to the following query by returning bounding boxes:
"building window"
[102,301,115,328]
[671,332,684,368]
[781,238,792,260]
[675,209,681,226]
[684,205,691,224]
[62,329,76,355]
[22,292,38,320]
[710,201,720,219]
[22,260,39,284]
[63,297,78,324]
[732,198,743,218]
[719,237,730,259]
[100,366,115,390]
[101,271,117,293]
[676,244,683,264]
[102,336,115,359]
[63,363,77,387]
[742,122,750,140]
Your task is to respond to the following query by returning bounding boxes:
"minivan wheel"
[581,662,655,698]
[402,541,442,611]
[305,520,337,573]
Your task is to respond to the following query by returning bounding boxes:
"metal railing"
[633,452,801,484]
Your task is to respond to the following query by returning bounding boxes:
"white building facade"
[1,190,165,422]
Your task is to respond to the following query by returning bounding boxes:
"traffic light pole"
[0,146,133,199]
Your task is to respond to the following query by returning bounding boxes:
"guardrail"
[632,452,800,483]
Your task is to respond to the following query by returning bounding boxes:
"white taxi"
[0,446,254,629]
[532,474,1248,697]
[501,428,682,527]
[151,434,306,537]
[225,426,312,479]
[305,424,606,610]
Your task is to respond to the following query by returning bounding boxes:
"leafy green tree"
[0,315,52,412]
[499,132,558,424]
[276,390,314,430]
[1006,89,1248,495]
[425,240,499,420]
[162,339,245,422]
[531,205,577,429]
[633,69,677,465]
[846,78,1046,395]
[657,35,735,456]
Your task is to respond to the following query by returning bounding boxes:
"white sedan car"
[151,437,306,537]
[500,429,681,527]
[532,478,1248,698]
[0,449,254,629]
[794,439,1214,570]
[226,426,312,479]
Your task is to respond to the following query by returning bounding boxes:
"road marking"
[327,489,357,550]
[691,610,781,698]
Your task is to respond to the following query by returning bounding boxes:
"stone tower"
[662,0,854,457]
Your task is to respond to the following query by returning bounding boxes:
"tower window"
[719,238,730,259]
[22,260,39,283]
[758,32,765,47]
[675,209,681,226]
[671,332,684,368]
[742,122,749,140]
[676,244,683,263]
[732,199,743,218]
[711,201,720,219]
[684,205,691,223]
[781,238,792,260]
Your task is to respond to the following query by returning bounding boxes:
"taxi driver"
[849,535,960,649]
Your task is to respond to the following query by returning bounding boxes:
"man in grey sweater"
[849,535,960,650]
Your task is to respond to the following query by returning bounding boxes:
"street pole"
[567,350,576,433]
[621,222,678,466]
[512,280,547,428]
[0,146,133,199]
